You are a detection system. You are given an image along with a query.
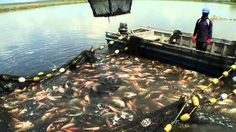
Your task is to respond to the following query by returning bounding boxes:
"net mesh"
[88,0,132,17]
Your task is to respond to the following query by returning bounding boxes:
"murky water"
[0,1,236,132]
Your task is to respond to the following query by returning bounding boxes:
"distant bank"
[0,0,235,14]
[0,0,87,13]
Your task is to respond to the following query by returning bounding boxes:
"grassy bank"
[0,0,87,13]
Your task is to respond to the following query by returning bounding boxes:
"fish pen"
[0,35,236,131]
[1,0,236,131]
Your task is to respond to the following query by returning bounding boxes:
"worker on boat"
[192,7,213,51]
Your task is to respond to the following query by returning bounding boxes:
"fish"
[19,108,27,116]
[58,108,68,114]
[120,66,132,73]
[124,92,137,99]
[159,86,169,91]
[54,118,69,123]
[41,112,54,121]
[158,76,167,79]
[145,91,162,99]
[163,69,173,74]
[16,94,28,100]
[84,94,91,103]
[46,107,58,113]
[46,93,62,101]
[46,123,57,132]
[64,127,81,132]
[15,121,34,131]
[227,108,236,115]
[8,108,20,114]
[61,123,75,130]
[53,86,65,93]
[107,105,120,113]
[153,94,164,102]
[127,100,136,111]
[106,118,113,128]
[111,97,126,108]
[83,127,100,131]
[155,102,165,108]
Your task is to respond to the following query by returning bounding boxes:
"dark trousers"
[196,41,207,51]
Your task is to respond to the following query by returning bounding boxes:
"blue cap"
[202,7,210,13]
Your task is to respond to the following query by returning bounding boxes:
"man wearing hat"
[192,7,213,51]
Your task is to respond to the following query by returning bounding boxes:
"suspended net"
[88,0,132,17]
[0,49,97,96]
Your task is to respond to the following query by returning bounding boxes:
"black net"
[104,97,188,132]
[88,0,132,17]
[0,49,96,96]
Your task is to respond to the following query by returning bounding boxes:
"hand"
[192,36,196,43]
[207,39,212,45]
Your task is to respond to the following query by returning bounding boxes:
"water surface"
[0,1,235,76]
[0,0,46,4]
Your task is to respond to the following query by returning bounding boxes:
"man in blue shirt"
[192,7,213,51]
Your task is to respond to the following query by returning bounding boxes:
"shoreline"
[0,0,87,13]
[0,0,235,14]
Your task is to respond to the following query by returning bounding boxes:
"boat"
[105,24,236,82]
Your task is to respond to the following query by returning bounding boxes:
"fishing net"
[0,49,96,96]
[88,0,132,17]
[105,97,188,132]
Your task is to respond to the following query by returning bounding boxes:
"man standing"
[192,7,213,51]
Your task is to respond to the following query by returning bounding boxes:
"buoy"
[231,65,236,70]
[221,93,228,100]
[118,36,123,40]
[212,78,219,85]
[222,71,229,77]
[71,60,77,64]
[2,75,9,80]
[164,124,172,132]
[192,95,200,107]
[33,77,40,81]
[127,36,130,40]
[59,68,65,73]
[233,89,236,95]
[90,48,94,52]
[109,41,114,45]
[209,98,217,104]
[46,73,53,78]
[124,47,128,51]
[38,72,44,76]
[180,113,190,122]
[233,76,236,83]
[18,77,26,83]
[115,50,119,54]
[99,45,105,50]
[197,85,208,91]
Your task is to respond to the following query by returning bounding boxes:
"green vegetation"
[0,0,87,13]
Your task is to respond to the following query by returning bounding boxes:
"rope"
[0,33,129,93]
[164,64,236,132]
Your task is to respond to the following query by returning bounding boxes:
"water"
[0,1,236,131]
[0,0,46,4]
[0,1,236,76]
